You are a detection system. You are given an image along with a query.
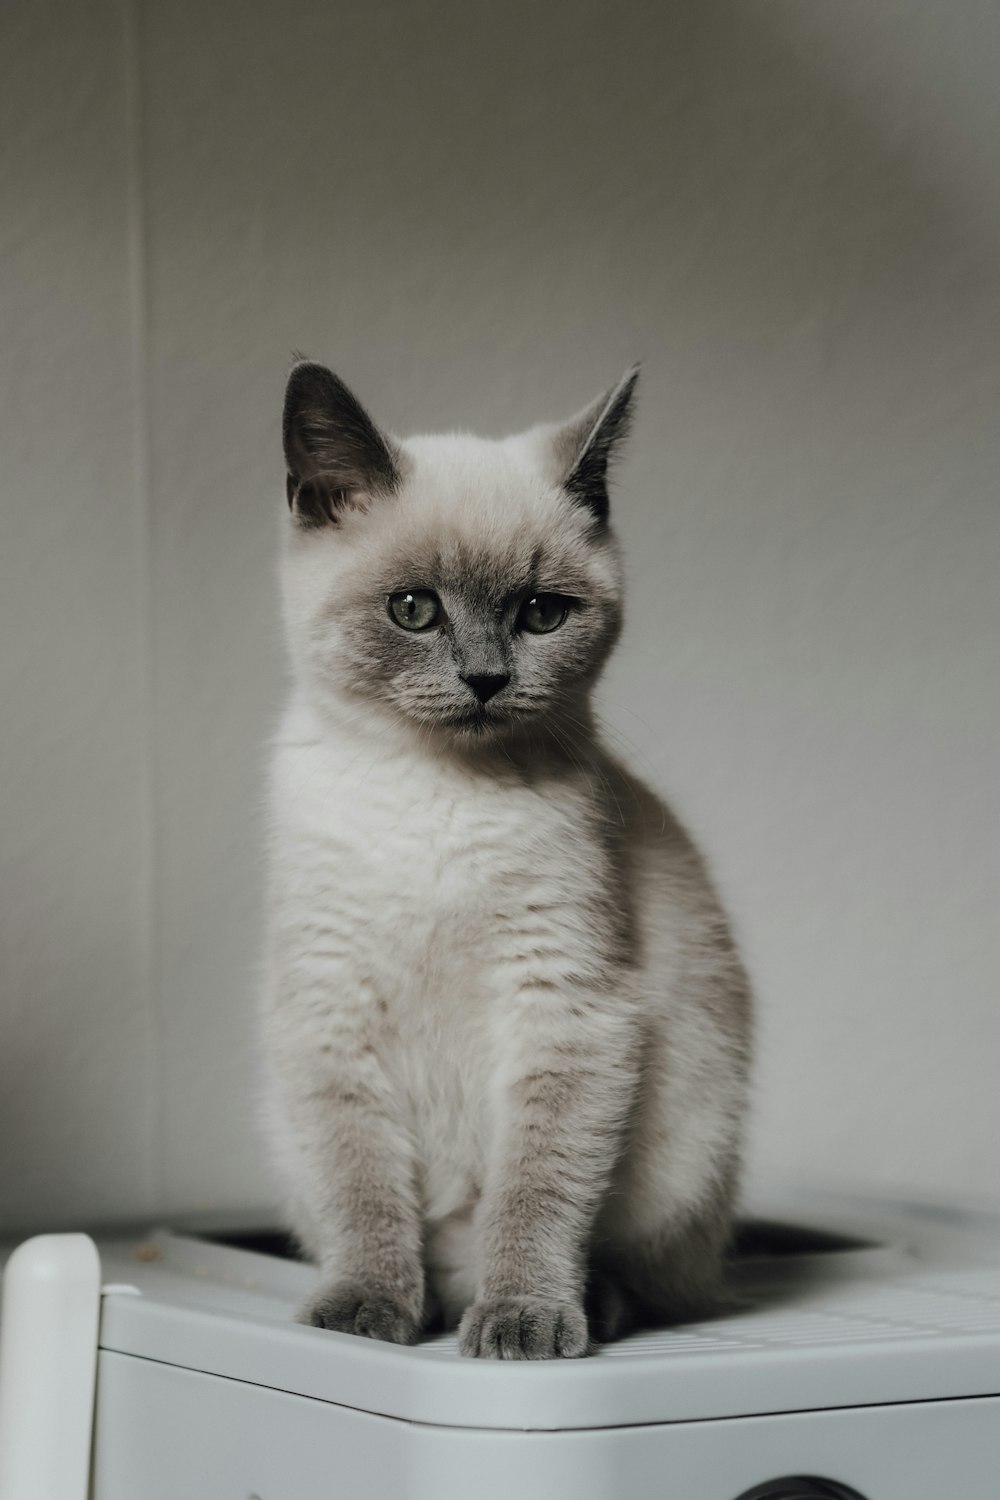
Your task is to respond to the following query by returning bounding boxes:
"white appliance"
[2,1191,1000,1499]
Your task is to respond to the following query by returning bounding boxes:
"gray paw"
[301,1281,421,1345]
[458,1295,589,1360]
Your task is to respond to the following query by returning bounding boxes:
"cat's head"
[279,361,637,747]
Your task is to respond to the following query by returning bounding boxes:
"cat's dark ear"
[282,361,401,528]
[553,365,639,525]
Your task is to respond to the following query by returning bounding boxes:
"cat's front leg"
[459,986,638,1360]
[266,970,425,1345]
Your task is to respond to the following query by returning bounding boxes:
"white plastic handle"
[0,1234,101,1500]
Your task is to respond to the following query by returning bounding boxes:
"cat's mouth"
[408,700,536,739]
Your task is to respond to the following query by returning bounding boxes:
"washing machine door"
[735,1482,867,1500]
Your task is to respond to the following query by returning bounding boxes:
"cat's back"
[595,748,751,1022]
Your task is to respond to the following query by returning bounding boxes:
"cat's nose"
[463,672,510,704]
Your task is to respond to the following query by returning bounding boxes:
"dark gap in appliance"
[193,1219,876,1263]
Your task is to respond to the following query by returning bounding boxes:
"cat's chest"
[278,735,600,971]
[335,767,538,910]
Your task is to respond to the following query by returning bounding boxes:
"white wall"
[1,0,998,1231]
[0,0,155,1227]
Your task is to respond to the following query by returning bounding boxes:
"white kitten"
[260,363,751,1358]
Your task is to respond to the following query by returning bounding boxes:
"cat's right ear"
[548,366,640,527]
[282,362,401,528]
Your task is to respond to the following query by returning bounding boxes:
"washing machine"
[2,1190,1000,1499]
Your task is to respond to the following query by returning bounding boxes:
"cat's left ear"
[552,365,640,525]
[282,361,401,528]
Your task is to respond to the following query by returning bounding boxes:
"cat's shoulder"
[596,750,690,847]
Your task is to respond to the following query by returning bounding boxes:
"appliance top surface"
[82,1191,1000,1430]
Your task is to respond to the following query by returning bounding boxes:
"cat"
[260,360,752,1359]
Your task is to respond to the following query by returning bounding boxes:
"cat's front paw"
[301,1280,422,1345]
[458,1295,589,1360]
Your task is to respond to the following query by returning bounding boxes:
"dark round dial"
[734,1481,867,1500]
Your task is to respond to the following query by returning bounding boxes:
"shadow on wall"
[135,0,996,413]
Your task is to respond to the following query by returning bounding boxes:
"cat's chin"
[436,708,503,737]
[425,706,526,744]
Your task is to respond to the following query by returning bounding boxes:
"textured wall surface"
[0,0,155,1226]
[1,0,998,1230]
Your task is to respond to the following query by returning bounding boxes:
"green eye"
[518,594,569,634]
[387,589,441,631]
